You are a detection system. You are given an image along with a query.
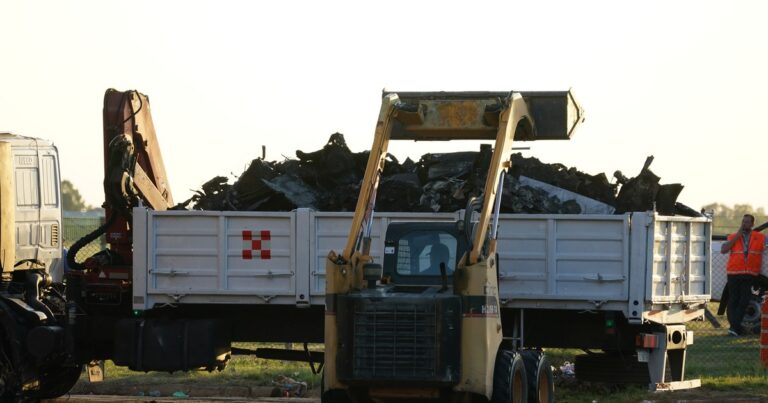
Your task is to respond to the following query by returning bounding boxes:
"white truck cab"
[0,132,62,280]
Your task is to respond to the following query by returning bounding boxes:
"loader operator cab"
[382,222,468,286]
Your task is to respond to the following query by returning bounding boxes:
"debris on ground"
[180,133,700,216]
[270,374,307,397]
[559,361,576,377]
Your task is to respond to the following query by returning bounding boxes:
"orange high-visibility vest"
[726,231,765,275]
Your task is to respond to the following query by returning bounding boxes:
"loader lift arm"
[341,90,583,264]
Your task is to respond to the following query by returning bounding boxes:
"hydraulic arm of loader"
[341,91,583,264]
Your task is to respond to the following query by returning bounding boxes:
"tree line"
[61,179,98,212]
[701,203,767,236]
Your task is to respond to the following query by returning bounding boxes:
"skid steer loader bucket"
[388,90,583,141]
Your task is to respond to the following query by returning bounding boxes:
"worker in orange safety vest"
[721,214,766,336]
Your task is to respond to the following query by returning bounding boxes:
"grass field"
[72,343,324,394]
[72,341,768,402]
[548,303,768,402]
[69,305,768,401]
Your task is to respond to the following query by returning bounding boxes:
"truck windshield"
[395,231,458,276]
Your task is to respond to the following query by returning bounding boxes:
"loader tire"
[491,349,528,403]
[520,350,553,403]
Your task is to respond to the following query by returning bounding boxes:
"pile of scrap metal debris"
[179,133,700,216]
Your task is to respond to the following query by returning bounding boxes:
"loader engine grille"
[352,302,437,378]
[336,294,461,384]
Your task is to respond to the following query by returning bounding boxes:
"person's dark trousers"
[726,274,757,334]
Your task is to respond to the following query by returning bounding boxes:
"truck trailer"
[0,90,711,402]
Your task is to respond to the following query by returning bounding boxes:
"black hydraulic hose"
[14,258,43,268]
[67,213,117,271]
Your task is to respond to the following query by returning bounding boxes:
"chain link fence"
[685,239,767,378]
[62,210,106,267]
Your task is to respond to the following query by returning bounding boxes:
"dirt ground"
[44,376,768,403]
[45,389,768,403]
[46,397,317,403]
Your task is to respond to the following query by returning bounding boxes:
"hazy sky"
[2,1,767,212]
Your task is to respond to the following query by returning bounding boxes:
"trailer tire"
[492,349,528,403]
[521,350,553,403]
[741,294,763,335]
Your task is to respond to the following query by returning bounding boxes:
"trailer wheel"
[741,294,763,335]
[492,349,528,403]
[520,350,553,403]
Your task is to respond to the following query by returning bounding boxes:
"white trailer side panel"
[136,209,297,308]
[496,214,630,311]
[498,212,711,323]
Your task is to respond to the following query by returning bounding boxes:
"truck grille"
[51,223,59,247]
[352,302,437,379]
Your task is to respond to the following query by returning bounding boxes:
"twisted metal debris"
[179,133,699,216]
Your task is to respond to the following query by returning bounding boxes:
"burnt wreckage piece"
[180,133,699,216]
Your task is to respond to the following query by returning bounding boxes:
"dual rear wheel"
[520,350,554,403]
[492,349,554,403]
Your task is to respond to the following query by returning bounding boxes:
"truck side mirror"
[363,263,382,289]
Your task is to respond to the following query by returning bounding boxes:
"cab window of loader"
[396,231,457,276]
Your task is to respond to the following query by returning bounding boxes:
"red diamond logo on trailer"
[242,230,271,259]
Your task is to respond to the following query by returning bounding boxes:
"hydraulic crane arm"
[103,89,174,213]
[66,89,174,269]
